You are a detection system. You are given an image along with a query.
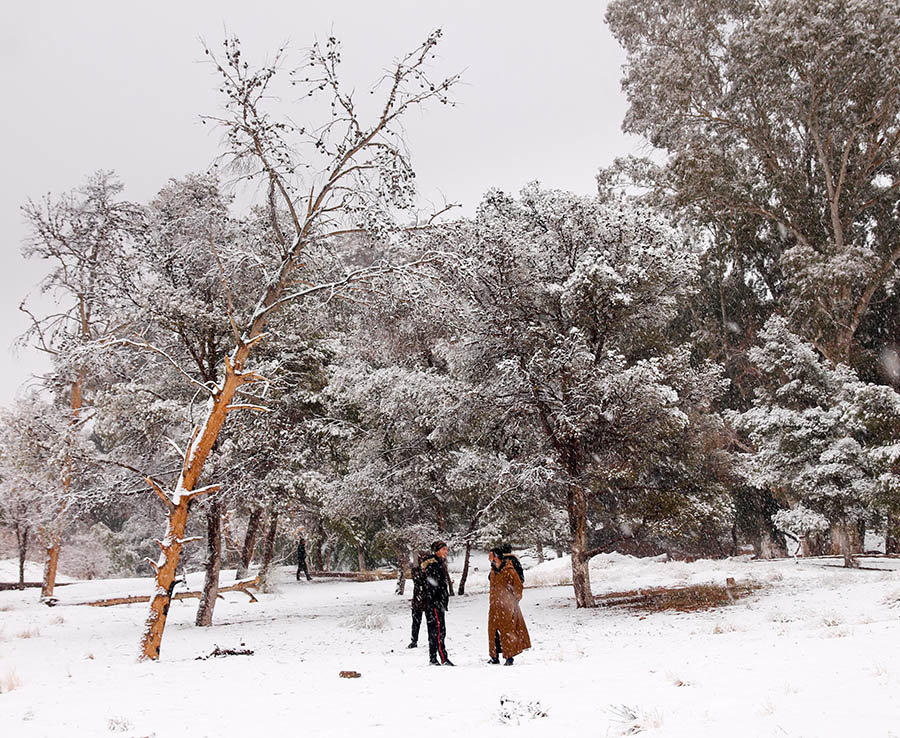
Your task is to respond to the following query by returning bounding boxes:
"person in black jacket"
[296,537,312,581]
[407,550,429,648]
[419,540,453,665]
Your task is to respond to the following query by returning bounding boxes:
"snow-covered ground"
[1,553,899,737]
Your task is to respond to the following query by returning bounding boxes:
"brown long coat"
[488,557,531,659]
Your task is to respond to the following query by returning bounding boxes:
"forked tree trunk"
[568,483,594,607]
[196,498,224,627]
[457,540,473,595]
[257,510,279,593]
[236,507,263,580]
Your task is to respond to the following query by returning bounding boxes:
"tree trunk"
[754,528,785,559]
[831,520,860,568]
[567,483,594,607]
[457,540,473,595]
[257,510,279,593]
[886,514,900,554]
[536,540,544,564]
[313,519,326,571]
[43,373,85,600]
[16,523,29,586]
[41,533,62,600]
[394,554,407,596]
[236,507,263,580]
[357,547,367,572]
[196,498,224,627]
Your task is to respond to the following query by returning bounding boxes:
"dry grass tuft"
[0,669,21,693]
[16,627,40,639]
[597,581,761,613]
[606,704,663,734]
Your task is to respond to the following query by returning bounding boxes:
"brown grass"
[0,669,21,693]
[596,581,760,613]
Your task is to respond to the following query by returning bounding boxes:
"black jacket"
[410,553,428,611]
[419,555,451,611]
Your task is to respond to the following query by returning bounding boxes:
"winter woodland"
[2,0,900,703]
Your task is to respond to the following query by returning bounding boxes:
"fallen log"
[309,570,397,582]
[69,578,260,607]
[595,580,760,613]
[0,581,72,591]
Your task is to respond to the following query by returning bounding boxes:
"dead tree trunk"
[196,498,224,627]
[257,510,279,593]
[568,482,594,608]
[236,507,263,580]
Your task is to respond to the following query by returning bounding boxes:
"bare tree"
[134,31,458,660]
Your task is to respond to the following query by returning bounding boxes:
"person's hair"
[490,543,524,583]
[431,539,448,553]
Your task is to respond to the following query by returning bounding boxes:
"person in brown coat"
[487,544,531,665]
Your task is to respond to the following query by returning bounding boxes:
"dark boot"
[504,657,514,666]
[407,642,417,649]
[487,657,500,665]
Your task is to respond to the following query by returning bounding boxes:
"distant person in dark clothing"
[296,537,312,581]
[420,540,454,665]
[407,550,430,648]
[487,543,530,665]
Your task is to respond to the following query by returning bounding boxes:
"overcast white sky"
[0,0,641,407]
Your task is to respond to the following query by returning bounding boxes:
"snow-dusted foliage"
[730,317,900,559]
[607,0,900,364]
[423,185,730,602]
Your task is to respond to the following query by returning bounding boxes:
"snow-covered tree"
[0,395,98,587]
[430,185,726,606]
[19,173,141,597]
[730,317,900,566]
[606,0,900,366]
[108,31,460,660]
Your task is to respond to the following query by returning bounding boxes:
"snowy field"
[2,553,899,737]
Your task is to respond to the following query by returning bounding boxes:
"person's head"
[431,540,448,559]
[489,545,506,567]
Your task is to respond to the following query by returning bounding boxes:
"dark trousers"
[411,608,423,644]
[296,559,311,580]
[425,606,449,663]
